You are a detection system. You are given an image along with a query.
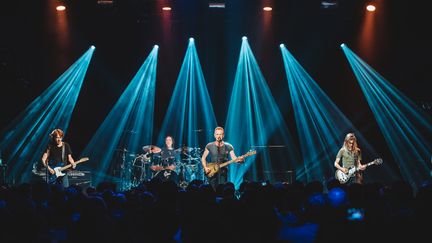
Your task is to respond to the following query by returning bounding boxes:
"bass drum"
[153,169,179,184]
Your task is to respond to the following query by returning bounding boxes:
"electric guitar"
[48,157,89,184]
[205,150,256,178]
[335,158,383,184]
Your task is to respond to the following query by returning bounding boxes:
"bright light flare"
[366,4,376,12]
[56,5,66,11]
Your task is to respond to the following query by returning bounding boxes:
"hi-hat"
[142,145,161,153]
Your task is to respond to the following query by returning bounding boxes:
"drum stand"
[119,148,133,191]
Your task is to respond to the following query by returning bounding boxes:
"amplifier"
[30,170,92,187]
[68,170,92,188]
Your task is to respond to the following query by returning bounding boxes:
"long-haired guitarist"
[201,126,244,190]
[334,133,366,184]
[41,129,76,187]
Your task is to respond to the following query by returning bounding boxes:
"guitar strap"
[62,144,65,163]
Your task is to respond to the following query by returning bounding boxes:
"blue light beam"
[280,45,399,183]
[81,46,158,187]
[157,39,217,148]
[0,46,95,183]
[341,44,432,190]
[226,38,300,188]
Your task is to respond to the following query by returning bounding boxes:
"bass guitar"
[48,157,89,184]
[335,158,382,184]
[205,150,256,178]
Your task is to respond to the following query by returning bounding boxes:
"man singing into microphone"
[201,126,244,190]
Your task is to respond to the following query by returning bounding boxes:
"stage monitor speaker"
[68,170,92,188]
[263,170,294,184]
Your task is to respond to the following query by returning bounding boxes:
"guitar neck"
[365,161,376,167]
[59,159,86,172]
[216,152,256,169]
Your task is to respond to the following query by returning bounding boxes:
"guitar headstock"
[244,150,257,157]
[373,158,383,165]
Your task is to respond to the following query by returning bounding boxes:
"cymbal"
[142,145,161,153]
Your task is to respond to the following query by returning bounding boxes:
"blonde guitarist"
[201,127,244,190]
[41,129,76,187]
[334,133,366,184]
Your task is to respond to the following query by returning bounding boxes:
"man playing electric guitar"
[334,133,366,184]
[41,129,76,187]
[201,127,244,190]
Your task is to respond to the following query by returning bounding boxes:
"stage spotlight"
[263,7,272,12]
[340,43,345,47]
[83,46,159,188]
[209,1,225,8]
[279,44,285,48]
[342,44,431,191]
[226,38,300,187]
[162,7,172,11]
[97,0,114,6]
[0,46,95,184]
[366,4,376,12]
[242,36,247,41]
[56,5,66,11]
[157,38,216,149]
[321,1,338,9]
[154,45,159,49]
[91,45,95,49]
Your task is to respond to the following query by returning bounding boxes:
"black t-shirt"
[160,147,180,165]
[205,142,234,163]
[45,142,72,165]
[160,147,179,160]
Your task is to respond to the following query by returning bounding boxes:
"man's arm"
[41,151,55,174]
[334,151,348,173]
[356,151,366,170]
[68,154,76,169]
[201,148,210,174]
[230,150,244,163]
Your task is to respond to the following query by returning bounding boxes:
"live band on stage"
[124,142,206,188]
[33,135,212,188]
[31,127,250,189]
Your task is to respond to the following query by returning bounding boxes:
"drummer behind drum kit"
[129,144,205,188]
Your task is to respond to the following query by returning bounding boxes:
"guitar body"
[335,158,383,184]
[335,167,357,184]
[205,163,221,178]
[48,162,66,184]
[204,150,256,179]
[47,157,89,184]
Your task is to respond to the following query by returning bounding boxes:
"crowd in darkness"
[1,178,432,243]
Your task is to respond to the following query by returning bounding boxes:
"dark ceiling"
[1,0,431,155]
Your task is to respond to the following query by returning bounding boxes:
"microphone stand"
[45,161,49,184]
[216,140,222,192]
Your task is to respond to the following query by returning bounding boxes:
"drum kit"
[129,144,204,187]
